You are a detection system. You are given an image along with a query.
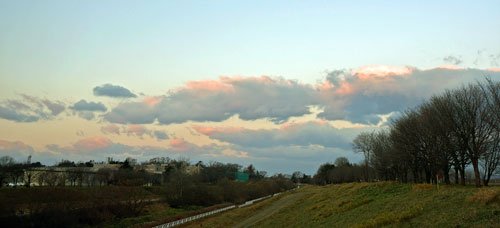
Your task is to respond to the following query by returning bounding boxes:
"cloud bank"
[103,67,500,125]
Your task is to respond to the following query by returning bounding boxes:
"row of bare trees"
[353,79,500,187]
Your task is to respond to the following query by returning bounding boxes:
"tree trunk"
[443,162,450,184]
[425,170,431,183]
[454,167,459,184]
[471,159,482,187]
[460,165,466,186]
[484,167,493,186]
[444,170,450,184]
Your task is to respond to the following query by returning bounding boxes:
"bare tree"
[352,132,375,181]
[478,78,500,185]
[44,170,59,187]
[452,84,495,187]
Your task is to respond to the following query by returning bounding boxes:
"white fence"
[237,195,272,208]
[153,205,236,228]
[152,189,293,228]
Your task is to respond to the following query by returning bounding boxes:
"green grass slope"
[189,182,500,227]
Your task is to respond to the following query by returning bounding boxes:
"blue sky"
[0,1,500,174]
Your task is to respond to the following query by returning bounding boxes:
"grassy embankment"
[187,182,500,227]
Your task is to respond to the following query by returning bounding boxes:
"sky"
[1,1,500,174]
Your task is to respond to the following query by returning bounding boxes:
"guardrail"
[152,188,296,228]
[238,195,272,208]
[153,205,236,228]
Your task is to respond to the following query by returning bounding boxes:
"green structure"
[235,171,249,182]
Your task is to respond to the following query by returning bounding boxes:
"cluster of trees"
[351,79,500,187]
[158,160,294,206]
[1,155,293,186]
[0,156,148,188]
[313,157,366,185]
[0,186,151,227]
[0,156,43,187]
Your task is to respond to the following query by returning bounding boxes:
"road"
[233,191,305,228]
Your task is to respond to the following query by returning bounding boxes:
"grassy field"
[187,182,500,227]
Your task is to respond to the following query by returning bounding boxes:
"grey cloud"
[71,100,107,112]
[341,93,418,125]
[0,95,66,122]
[70,100,107,120]
[443,55,463,65]
[78,111,95,120]
[101,124,121,135]
[325,69,352,87]
[6,100,31,110]
[157,77,317,124]
[318,68,500,124]
[42,100,65,115]
[93,84,137,98]
[199,122,355,150]
[153,130,168,141]
[105,77,317,125]
[104,102,156,124]
[0,106,39,122]
[100,123,168,141]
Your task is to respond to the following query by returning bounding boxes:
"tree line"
[313,79,500,187]
[351,79,500,187]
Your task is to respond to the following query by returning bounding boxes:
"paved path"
[234,191,305,228]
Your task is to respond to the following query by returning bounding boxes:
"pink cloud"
[192,125,244,136]
[191,126,218,135]
[74,136,112,151]
[126,125,150,137]
[183,76,287,94]
[185,80,234,92]
[487,67,500,72]
[353,65,414,80]
[318,80,334,91]
[434,65,464,70]
[169,138,191,151]
[143,96,162,107]
[335,81,354,95]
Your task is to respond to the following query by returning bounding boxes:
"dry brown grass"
[468,188,499,204]
[412,183,434,191]
[353,204,424,228]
